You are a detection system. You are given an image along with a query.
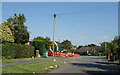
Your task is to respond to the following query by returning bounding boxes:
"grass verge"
[48,56,69,59]
[2,56,69,64]
[116,60,120,62]
[101,56,106,59]
[2,60,66,73]
[2,58,42,64]
[54,56,69,59]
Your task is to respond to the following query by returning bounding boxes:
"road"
[50,56,120,73]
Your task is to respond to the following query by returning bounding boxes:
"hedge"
[33,40,45,55]
[74,51,87,56]
[2,43,34,59]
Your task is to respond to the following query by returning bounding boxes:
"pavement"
[50,56,120,73]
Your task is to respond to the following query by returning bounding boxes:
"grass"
[101,56,106,59]
[2,60,66,73]
[54,56,69,59]
[48,56,69,59]
[2,56,69,64]
[74,59,79,61]
[116,60,120,62]
[2,58,42,64]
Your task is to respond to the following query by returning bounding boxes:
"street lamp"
[53,14,56,61]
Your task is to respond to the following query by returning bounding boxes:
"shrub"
[98,53,102,56]
[75,51,87,56]
[2,43,34,59]
[89,51,98,56]
[33,40,45,55]
[69,49,75,53]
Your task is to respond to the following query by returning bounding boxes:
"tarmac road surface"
[50,56,120,73]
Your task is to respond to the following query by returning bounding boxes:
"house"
[77,46,101,53]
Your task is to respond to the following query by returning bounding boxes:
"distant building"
[77,46,101,53]
[25,41,33,45]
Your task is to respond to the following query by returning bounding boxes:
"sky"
[2,2,118,46]
[1,0,120,2]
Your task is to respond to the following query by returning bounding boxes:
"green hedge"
[74,51,87,56]
[89,51,98,56]
[2,43,34,59]
[33,40,45,55]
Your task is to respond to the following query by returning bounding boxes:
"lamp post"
[53,14,56,61]
[105,41,107,61]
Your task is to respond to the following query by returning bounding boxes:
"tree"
[100,42,110,54]
[118,36,120,64]
[44,36,50,46]
[61,39,72,50]
[33,36,51,46]
[0,24,14,43]
[13,13,18,25]
[14,25,29,44]
[110,36,119,61]
[90,44,96,46]
[2,22,15,39]
[77,45,83,49]
[5,13,29,44]
[112,36,120,64]
[7,16,13,24]
[33,36,44,40]
[88,44,96,47]
[18,14,26,25]
[100,36,120,62]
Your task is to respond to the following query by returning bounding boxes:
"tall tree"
[61,39,72,50]
[18,14,26,25]
[5,13,29,44]
[44,36,50,46]
[13,13,18,25]
[33,36,44,40]
[7,16,13,24]
[14,25,29,44]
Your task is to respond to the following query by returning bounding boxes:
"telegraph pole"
[105,41,107,61]
[53,14,56,61]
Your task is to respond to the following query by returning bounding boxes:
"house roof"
[78,47,91,51]
[77,46,101,51]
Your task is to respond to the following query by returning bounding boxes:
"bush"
[74,51,87,56]
[98,53,102,56]
[33,40,45,55]
[88,51,98,56]
[69,49,75,53]
[2,43,34,59]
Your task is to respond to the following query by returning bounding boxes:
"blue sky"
[2,2,118,46]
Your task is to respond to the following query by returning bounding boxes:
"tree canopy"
[0,24,14,43]
[61,39,72,50]
[33,36,51,46]
[4,13,29,44]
